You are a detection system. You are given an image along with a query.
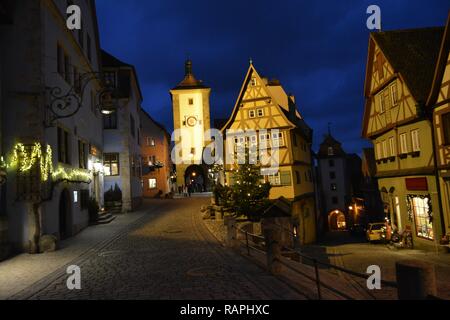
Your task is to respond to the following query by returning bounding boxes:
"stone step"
[90,213,116,225]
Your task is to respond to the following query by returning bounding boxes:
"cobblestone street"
[6,199,304,300]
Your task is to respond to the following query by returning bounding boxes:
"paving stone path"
[11,199,305,300]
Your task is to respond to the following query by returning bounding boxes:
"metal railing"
[232,223,398,300]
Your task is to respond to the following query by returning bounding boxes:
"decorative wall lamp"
[45,72,118,127]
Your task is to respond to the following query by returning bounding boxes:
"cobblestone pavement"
[11,198,305,300]
[302,232,450,299]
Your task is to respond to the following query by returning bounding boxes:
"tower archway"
[328,210,346,231]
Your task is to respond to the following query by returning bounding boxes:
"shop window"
[408,195,434,240]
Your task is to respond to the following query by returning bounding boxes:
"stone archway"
[59,189,72,240]
[328,210,346,231]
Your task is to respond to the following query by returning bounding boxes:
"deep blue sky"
[95,0,449,154]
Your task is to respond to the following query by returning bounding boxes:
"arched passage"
[184,165,207,193]
[328,210,346,231]
[59,189,72,240]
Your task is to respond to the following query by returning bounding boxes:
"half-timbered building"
[427,13,450,242]
[362,27,445,250]
[222,63,317,244]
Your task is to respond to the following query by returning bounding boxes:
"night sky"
[95,0,449,155]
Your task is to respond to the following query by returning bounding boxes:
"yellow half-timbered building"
[221,63,316,244]
[428,13,450,241]
[362,27,446,250]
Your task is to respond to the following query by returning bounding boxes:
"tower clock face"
[186,116,198,127]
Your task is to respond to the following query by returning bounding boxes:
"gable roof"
[427,11,450,106]
[140,108,171,141]
[317,134,346,158]
[370,27,444,103]
[221,63,310,137]
[101,50,143,102]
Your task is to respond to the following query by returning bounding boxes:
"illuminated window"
[331,183,337,191]
[409,196,434,240]
[104,153,119,176]
[411,129,420,152]
[389,137,396,157]
[272,132,284,147]
[328,147,334,156]
[148,178,157,189]
[147,137,155,147]
[382,140,388,159]
[400,133,408,154]
[390,82,398,106]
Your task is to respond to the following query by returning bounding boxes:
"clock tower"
[170,60,211,190]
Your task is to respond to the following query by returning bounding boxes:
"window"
[329,159,335,167]
[443,113,450,145]
[400,133,408,154]
[249,110,256,118]
[78,140,88,169]
[259,133,270,149]
[375,142,382,160]
[389,137,396,157]
[382,140,388,159]
[411,129,420,152]
[331,183,337,191]
[330,172,336,179]
[130,115,136,138]
[147,137,156,147]
[251,78,257,86]
[327,147,334,156]
[379,94,385,113]
[272,132,284,147]
[149,178,157,189]
[86,34,92,61]
[188,98,194,105]
[257,108,264,117]
[103,113,117,129]
[104,71,116,88]
[295,171,301,184]
[332,197,339,205]
[57,127,70,164]
[409,196,434,240]
[104,153,119,176]
[390,83,398,106]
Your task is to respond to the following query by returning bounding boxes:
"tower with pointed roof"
[170,60,211,190]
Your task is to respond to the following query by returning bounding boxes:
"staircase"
[90,211,116,225]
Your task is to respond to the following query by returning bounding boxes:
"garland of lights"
[8,143,91,184]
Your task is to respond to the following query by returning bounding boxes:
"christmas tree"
[229,163,271,220]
